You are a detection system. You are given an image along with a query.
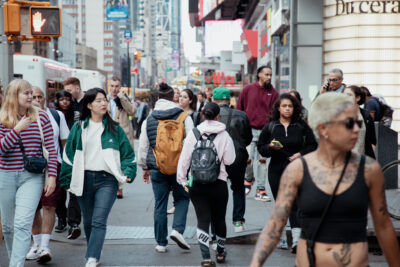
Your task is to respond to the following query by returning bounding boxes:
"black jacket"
[360,108,376,159]
[257,120,317,167]
[218,104,252,166]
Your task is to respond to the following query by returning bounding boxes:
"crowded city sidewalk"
[0,141,396,266]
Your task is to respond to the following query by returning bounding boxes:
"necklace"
[316,156,345,169]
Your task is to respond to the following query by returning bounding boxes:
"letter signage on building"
[335,0,400,15]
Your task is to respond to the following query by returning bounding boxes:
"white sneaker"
[155,245,167,253]
[167,206,175,215]
[37,247,52,263]
[85,257,97,267]
[170,229,190,250]
[26,244,40,260]
[233,221,245,233]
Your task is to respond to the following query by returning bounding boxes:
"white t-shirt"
[46,108,70,163]
[84,120,112,173]
[110,97,117,120]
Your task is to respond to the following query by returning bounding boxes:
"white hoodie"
[176,120,236,186]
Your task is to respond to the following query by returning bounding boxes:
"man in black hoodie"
[213,87,252,233]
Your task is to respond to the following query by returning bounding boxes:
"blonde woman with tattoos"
[250,92,400,267]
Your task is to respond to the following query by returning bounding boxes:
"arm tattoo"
[378,181,389,216]
[252,164,299,265]
[333,243,352,267]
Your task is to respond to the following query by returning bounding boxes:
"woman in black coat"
[257,93,317,252]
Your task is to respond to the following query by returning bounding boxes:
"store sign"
[336,0,400,15]
[204,72,236,85]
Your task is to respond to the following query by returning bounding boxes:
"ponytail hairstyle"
[80,88,118,134]
[182,89,197,111]
[202,102,220,120]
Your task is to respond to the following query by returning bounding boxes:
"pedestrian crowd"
[0,66,399,267]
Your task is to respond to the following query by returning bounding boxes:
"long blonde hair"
[0,79,38,128]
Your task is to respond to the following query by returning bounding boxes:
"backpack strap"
[192,128,202,141]
[208,133,217,142]
[176,111,188,123]
[49,108,60,127]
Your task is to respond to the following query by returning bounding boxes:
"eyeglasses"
[328,78,340,82]
[327,118,363,130]
[93,99,109,104]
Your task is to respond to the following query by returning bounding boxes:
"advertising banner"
[106,0,129,21]
[171,50,180,71]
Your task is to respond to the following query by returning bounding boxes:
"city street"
[0,158,391,266]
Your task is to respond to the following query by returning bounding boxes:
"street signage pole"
[124,29,132,88]
[0,0,13,89]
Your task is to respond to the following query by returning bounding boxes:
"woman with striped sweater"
[0,79,57,267]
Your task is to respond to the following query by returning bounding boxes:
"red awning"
[241,29,269,62]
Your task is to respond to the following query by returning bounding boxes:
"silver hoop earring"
[324,135,328,140]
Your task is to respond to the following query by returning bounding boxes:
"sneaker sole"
[170,235,190,250]
[255,197,271,202]
[67,229,81,240]
[37,254,51,263]
[54,227,67,233]
[26,256,39,260]
[234,228,245,233]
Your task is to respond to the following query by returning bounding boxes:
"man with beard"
[237,65,279,201]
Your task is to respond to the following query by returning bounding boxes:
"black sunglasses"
[327,118,362,130]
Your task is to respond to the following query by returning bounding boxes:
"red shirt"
[236,81,279,130]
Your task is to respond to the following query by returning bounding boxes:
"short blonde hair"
[308,92,353,139]
[0,79,38,128]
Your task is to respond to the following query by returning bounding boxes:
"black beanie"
[158,82,174,100]
[202,102,220,120]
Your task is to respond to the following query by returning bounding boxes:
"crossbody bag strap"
[226,108,233,133]
[37,117,49,160]
[18,138,27,158]
[307,151,351,261]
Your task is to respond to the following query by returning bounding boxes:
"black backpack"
[190,128,220,184]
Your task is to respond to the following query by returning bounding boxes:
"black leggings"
[189,180,228,259]
[269,165,299,228]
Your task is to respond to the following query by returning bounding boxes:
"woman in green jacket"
[60,88,136,267]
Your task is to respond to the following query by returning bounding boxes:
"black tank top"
[297,155,368,243]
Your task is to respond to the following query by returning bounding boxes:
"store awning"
[241,29,257,62]
[241,29,269,62]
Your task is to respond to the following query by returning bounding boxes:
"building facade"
[62,0,121,78]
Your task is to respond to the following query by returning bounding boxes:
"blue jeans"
[77,171,118,260]
[0,170,43,267]
[150,170,189,246]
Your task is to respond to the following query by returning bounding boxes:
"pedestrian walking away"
[237,65,279,201]
[63,77,85,240]
[257,93,317,252]
[59,88,137,267]
[26,87,70,264]
[212,86,252,233]
[107,76,137,199]
[250,92,400,267]
[0,79,58,267]
[138,82,194,253]
[177,102,236,267]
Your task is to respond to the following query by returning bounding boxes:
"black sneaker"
[54,219,67,233]
[67,225,81,240]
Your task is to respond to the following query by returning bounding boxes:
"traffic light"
[134,50,142,63]
[4,2,21,35]
[30,7,62,37]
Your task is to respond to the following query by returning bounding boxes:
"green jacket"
[60,116,136,196]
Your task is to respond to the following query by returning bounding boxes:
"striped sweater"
[0,110,58,177]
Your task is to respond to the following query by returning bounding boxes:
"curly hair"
[269,93,302,122]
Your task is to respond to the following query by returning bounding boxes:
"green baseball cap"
[212,86,231,100]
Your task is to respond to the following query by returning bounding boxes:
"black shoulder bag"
[18,139,47,174]
[306,151,351,267]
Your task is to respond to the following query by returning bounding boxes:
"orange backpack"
[153,112,188,175]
